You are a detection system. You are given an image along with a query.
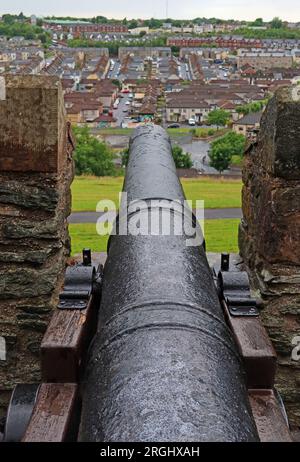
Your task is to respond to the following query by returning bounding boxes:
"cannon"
[1,125,292,443]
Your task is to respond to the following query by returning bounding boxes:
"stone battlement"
[240,86,300,428]
[0,75,74,416]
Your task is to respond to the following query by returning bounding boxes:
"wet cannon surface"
[79,125,259,442]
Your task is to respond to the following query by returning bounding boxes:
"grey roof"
[234,111,263,125]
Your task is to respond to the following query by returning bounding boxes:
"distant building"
[166,81,264,123]
[166,98,210,123]
[43,20,128,38]
[30,15,37,26]
[129,27,150,36]
[237,53,293,70]
[118,47,172,60]
[193,24,214,34]
[292,50,300,64]
[167,36,263,49]
[287,22,300,29]
[233,111,262,136]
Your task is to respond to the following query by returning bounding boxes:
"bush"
[121,147,129,167]
[73,126,116,177]
[209,132,246,173]
[206,109,230,128]
[172,145,193,169]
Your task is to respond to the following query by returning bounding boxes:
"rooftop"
[234,111,263,125]
[43,20,93,25]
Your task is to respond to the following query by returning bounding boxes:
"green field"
[97,127,196,136]
[72,176,242,212]
[69,219,240,256]
[98,128,134,136]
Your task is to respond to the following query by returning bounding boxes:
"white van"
[188,118,196,126]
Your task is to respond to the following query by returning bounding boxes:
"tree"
[94,16,108,24]
[270,17,283,29]
[2,14,15,25]
[251,18,264,27]
[121,147,130,167]
[73,126,116,176]
[206,109,230,128]
[209,144,232,173]
[38,33,47,44]
[209,132,246,173]
[128,19,139,29]
[171,145,193,169]
[236,100,267,115]
[112,79,121,90]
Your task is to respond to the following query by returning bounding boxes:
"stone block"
[0,75,66,174]
[257,86,300,180]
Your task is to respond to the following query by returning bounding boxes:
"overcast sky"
[0,0,299,22]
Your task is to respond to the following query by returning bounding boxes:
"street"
[69,208,242,224]
[113,94,131,127]
[107,60,121,79]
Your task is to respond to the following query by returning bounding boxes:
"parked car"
[167,123,180,129]
[188,118,196,126]
[125,101,131,105]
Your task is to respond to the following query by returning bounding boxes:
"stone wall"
[239,86,300,429]
[0,75,74,416]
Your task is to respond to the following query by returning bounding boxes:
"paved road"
[69,208,242,224]
[113,94,131,127]
[179,62,192,80]
[107,61,121,79]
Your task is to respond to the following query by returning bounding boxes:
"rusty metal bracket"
[58,249,103,311]
[217,254,259,317]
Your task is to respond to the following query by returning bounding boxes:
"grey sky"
[0,0,299,22]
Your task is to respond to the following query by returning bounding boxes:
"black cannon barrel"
[80,125,259,442]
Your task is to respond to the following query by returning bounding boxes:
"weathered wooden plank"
[41,255,107,383]
[41,296,97,383]
[22,384,79,442]
[249,390,293,442]
[223,302,277,389]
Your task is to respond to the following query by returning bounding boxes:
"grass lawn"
[72,176,242,212]
[98,127,201,137]
[69,219,240,256]
[98,128,134,136]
